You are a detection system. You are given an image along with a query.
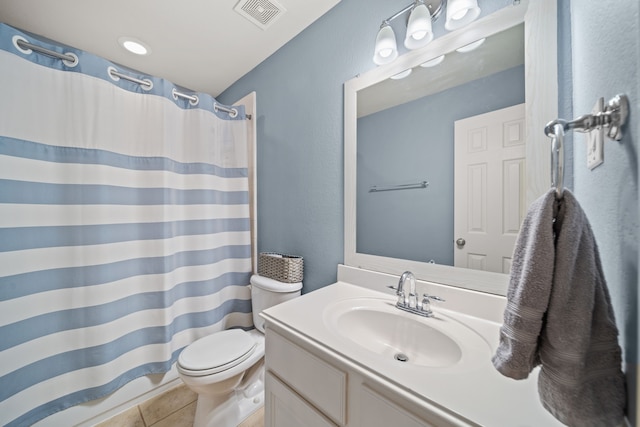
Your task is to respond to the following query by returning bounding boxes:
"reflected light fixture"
[390,69,413,80]
[456,38,486,52]
[372,0,481,65]
[420,54,445,67]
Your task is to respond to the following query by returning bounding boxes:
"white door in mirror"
[454,103,526,274]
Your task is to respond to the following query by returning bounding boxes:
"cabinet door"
[266,329,347,425]
[265,371,338,427]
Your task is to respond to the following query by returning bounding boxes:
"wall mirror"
[344,1,558,295]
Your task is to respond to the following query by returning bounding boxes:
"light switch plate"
[587,97,604,170]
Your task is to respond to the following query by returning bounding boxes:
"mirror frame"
[344,0,558,294]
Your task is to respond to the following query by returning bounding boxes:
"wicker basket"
[258,252,303,283]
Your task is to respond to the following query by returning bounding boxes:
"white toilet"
[177,274,302,427]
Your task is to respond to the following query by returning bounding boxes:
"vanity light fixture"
[372,0,480,65]
[455,37,486,52]
[118,37,151,56]
[420,54,445,67]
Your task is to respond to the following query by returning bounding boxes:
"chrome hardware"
[387,272,445,317]
[396,271,415,307]
[544,94,629,199]
[420,294,446,316]
[369,180,429,193]
[544,94,629,142]
[386,284,406,306]
[394,353,409,362]
[456,238,466,247]
[408,292,417,309]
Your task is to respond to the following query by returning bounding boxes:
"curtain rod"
[16,39,76,63]
[14,38,250,119]
[108,67,153,88]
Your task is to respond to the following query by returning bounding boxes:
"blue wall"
[356,65,524,264]
[219,0,512,292]
[565,1,639,422]
[220,0,639,420]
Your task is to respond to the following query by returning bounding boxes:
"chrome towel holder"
[544,94,629,199]
[369,180,429,193]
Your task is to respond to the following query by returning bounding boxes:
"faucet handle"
[387,285,409,306]
[408,292,417,309]
[423,294,445,303]
[420,294,445,314]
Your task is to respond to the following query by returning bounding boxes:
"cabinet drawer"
[266,330,347,425]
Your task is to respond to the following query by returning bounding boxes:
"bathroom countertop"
[262,279,564,427]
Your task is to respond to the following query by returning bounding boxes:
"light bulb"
[412,31,428,41]
[379,48,393,58]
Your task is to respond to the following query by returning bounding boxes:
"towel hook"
[544,94,629,141]
[550,123,564,199]
[544,94,629,199]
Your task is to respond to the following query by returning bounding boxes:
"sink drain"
[394,353,409,362]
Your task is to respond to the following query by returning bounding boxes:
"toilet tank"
[250,275,302,332]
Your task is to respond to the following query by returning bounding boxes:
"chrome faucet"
[387,271,445,317]
[397,271,415,307]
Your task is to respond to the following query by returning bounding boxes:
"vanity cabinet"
[261,278,564,426]
[264,325,468,427]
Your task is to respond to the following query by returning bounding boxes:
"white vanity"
[261,265,563,427]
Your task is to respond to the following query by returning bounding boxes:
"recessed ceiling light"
[118,37,151,55]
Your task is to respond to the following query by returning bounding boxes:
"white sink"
[323,297,490,370]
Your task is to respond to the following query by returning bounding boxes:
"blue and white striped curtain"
[0,23,254,426]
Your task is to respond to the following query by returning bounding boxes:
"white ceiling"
[0,0,341,97]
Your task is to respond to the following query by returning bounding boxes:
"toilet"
[177,274,302,427]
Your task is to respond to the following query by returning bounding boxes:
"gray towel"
[492,188,626,426]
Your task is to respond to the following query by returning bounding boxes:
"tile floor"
[96,384,264,427]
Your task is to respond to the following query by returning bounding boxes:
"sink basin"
[323,297,490,369]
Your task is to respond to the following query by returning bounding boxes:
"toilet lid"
[178,329,256,374]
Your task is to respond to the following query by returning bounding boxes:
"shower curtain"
[0,23,253,426]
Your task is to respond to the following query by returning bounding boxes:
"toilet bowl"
[177,274,302,427]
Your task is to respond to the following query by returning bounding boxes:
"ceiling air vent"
[234,0,286,30]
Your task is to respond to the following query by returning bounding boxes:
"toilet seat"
[178,329,257,377]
